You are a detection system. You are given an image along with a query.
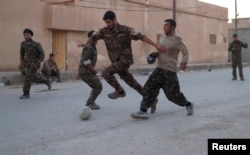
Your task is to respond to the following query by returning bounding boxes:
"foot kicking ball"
[79,106,92,120]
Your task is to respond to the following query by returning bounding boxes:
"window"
[209,34,216,44]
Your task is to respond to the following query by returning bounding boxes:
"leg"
[238,57,244,80]
[231,57,237,80]
[35,73,51,90]
[161,70,193,115]
[102,62,127,99]
[162,71,188,106]
[118,70,144,96]
[131,69,161,119]
[80,70,103,109]
[20,63,40,99]
[140,69,161,111]
[51,70,62,82]
[42,69,51,79]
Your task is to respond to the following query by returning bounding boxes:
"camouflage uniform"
[91,23,144,95]
[42,58,62,82]
[140,35,191,111]
[228,40,248,79]
[78,44,103,106]
[20,40,49,95]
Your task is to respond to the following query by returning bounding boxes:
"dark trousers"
[23,63,40,95]
[232,54,243,78]
[42,69,61,81]
[79,68,103,105]
[140,68,188,111]
[102,61,144,95]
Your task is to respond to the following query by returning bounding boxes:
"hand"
[150,52,159,57]
[91,69,98,75]
[156,44,166,53]
[18,62,24,70]
[180,63,186,71]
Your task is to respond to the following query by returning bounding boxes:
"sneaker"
[87,103,100,110]
[240,78,245,81]
[108,91,126,99]
[186,102,194,116]
[232,78,237,80]
[150,98,158,114]
[131,111,149,119]
[19,95,30,99]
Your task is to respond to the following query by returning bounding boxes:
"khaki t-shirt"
[157,34,189,73]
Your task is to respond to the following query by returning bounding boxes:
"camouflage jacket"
[228,40,248,55]
[42,58,58,72]
[20,39,45,65]
[79,44,97,70]
[92,23,145,64]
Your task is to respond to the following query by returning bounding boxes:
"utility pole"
[173,0,176,20]
[173,0,176,34]
[235,0,238,34]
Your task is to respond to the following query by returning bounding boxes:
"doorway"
[52,30,67,71]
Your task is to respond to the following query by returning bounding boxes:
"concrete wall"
[229,18,250,62]
[0,0,228,72]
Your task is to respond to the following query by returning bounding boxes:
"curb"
[1,63,250,86]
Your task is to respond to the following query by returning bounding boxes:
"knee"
[101,69,109,77]
[95,83,103,94]
[102,69,114,80]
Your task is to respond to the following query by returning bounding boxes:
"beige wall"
[0,0,52,71]
[0,0,228,72]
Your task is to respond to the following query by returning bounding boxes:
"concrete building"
[228,18,250,62]
[0,0,228,72]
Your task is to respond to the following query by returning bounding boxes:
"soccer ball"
[78,106,92,120]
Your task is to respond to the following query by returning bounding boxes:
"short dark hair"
[23,28,33,36]
[164,19,176,28]
[87,30,95,38]
[49,53,54,57]
[103,10,116,20]
[233,34,238,37]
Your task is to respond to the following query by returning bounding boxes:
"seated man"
[42,53,63,82]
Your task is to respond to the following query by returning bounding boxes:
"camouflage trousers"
[22,63,49,95]
[102,61,144,95]
[140,68,188,111]
[78,68,103,105]
[42,69,62,81]
[232,55,243,78]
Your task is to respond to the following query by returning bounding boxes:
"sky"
[199,0,250,20]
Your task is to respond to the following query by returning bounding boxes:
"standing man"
[78,31,102,110]
[228,34,248,81]
[78,11,162,111]
[42,53,63,82]
[131,19,194,119]
[18,28,51,99]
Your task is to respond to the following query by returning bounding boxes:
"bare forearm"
[86,64,97,74]
[142,36,158,48]
[78,38,92,47]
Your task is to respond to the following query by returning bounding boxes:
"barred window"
[209,34,216,44]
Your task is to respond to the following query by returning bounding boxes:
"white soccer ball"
[78,106,92,120]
